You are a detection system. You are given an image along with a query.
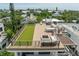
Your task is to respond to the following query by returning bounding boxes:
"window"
[0,48,1,50]
[22,52,34,56]
[57,51,68,56]
[0,27,2,32]
[58,51,65,53]
[2,43,6,48]
[38,52,50,55]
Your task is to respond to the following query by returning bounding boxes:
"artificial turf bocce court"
[15,24,35,46]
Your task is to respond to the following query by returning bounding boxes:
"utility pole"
[9,3,16,33]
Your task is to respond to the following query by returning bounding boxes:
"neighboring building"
[53,11,61,16]
[36,10,41,13]
[48,10,53,13]
[33,9,42,13]
[27,13,37,23]
[0,23,4,32]
[21,16,29,24]
[0,23,7,50]
[53,7,62,16]
[21,13,37,24]
[0,17,11,23]
[62,23,79,55]
[72,20,77,23]
[21,14,26,17]
[0,34,7,50]
[42,18,64,24]
[22,10,30,14]
[0,19,2,23]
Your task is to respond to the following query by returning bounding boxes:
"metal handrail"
[10,40,60,48]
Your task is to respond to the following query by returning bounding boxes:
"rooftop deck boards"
[57,34,76,45]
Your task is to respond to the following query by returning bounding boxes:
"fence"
[10,40,60,49]
[12,40,41,47]
[14,41,32,46]
[10,25,25,45]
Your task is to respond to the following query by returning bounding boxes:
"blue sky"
[0,3,79,10]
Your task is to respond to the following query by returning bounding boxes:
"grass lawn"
[15,24,35,46]
[0,51,14,56]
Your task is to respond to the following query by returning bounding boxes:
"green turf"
[15,24,35,46]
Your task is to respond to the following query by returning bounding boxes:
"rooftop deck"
[57,34,76,45]
[6,23,76,51]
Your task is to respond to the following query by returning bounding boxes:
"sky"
[0,3,79,10]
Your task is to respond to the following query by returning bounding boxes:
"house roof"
[43,18,64,23]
